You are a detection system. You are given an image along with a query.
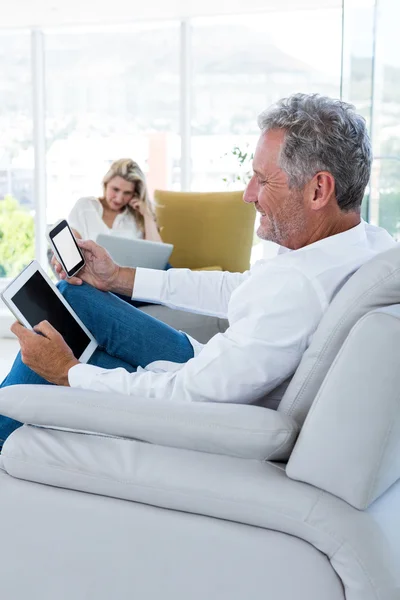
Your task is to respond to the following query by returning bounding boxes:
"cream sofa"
[0,246,399,600]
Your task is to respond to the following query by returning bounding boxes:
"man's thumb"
[76,238,97,252]
[33,320,59,339]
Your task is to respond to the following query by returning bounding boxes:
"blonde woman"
[66,159,168,306]
[68,158,162,243]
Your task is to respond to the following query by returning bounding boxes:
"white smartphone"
[1,260,97,363]
[47,219,85,278]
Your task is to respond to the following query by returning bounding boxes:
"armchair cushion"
[287,306,400,510]
[0,385,299,461]
[194,266,223,271]
[154,190,255,272]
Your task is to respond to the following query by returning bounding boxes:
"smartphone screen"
[50,220,85,277]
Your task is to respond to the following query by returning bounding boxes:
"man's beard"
[257,190,306,247]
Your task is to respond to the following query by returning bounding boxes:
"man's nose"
[243,177,257,204]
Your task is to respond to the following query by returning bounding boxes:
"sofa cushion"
[0,385,298,461]
[287,306,400,510]
[279,245,400,425]
[2,426,397,600]
[0,462,346,600]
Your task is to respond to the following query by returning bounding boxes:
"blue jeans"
[0,281,194,446]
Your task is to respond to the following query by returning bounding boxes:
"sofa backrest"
[287,304,400,510]
[278,244,400,425]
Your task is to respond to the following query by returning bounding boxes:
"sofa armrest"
[0,385,299,461]
[139,304,228,344]
[287,307,400,509]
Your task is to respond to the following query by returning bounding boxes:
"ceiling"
[1,0,342,29]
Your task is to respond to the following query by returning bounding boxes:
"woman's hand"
[129,197,162,242]
[51,239,120,291]
[129,198,154,219]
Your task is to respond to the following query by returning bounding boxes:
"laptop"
[96,234,173,270]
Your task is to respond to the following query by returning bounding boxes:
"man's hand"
[11,321,79,386]
[52,239,120,291]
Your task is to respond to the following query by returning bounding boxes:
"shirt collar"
[277,220,367,255]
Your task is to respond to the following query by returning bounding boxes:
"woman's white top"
[68,196,143,241]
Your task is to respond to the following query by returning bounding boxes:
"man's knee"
[56,280,88,311]
[57,279,69,296]
[57,281,107,316]
[57,280,77,302]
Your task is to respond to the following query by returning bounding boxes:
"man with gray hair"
[0,93,395,444]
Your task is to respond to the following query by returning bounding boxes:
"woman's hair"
[101,158,156,234]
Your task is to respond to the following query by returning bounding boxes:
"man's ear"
[307,171,336,211]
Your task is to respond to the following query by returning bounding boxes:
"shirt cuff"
[68,363,108,389]
[132,268,167,302]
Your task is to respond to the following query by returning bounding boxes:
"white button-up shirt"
[69,221,395,404]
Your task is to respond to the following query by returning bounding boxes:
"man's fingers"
[71,228,82,240]
[10,321,27,339]
[51,255,62,271]
[10,322,37,344]
[51,255,66,278]
[33,320,60,340]
[76,238,99,254]
[65,275,82,285]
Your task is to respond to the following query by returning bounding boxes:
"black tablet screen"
[12,271,91,358]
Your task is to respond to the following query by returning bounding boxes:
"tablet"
[1,260,98,363]
[96,234,173,270]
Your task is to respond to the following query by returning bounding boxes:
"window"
[1,2,399,280]
[191,8,343,261]
[0,31,34,278]
[369,0,400,239]
[44,23,180,226]
[191,9,343,193]
[341,0,376,221]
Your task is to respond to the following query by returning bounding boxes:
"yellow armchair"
[153,190,256,272]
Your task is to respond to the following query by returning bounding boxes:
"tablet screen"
[11,271,91,358]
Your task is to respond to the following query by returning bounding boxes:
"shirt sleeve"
[69,267,323,404]
[132,267,248,318]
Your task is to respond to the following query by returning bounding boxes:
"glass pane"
[0,31,35,278]
[192,8,343,262]
[369,0,400,239]
[341,0,376,221]
[45,23,180,229]
[191,9,343,193]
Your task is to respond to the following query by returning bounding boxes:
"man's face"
[244,129,307,247]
